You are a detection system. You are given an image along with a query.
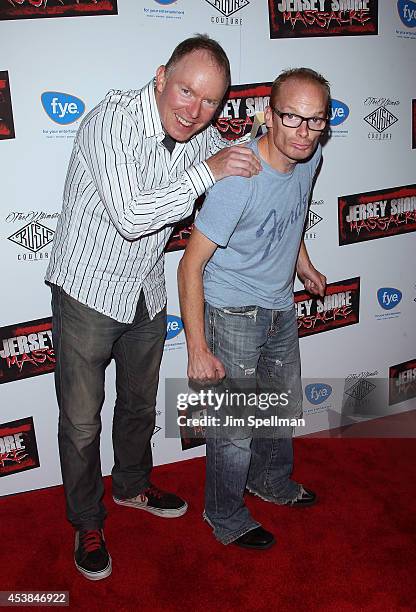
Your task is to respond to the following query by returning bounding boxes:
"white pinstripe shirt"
[45,80,226,323]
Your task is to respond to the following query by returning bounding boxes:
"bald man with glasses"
[178,68,329,550]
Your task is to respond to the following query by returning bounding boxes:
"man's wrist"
[184,162,215,198]
[187,340,210,354]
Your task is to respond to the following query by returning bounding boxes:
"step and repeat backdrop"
[0,0,415,495]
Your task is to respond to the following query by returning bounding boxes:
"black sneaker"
[74,529,112,581]
[233,526,276,550]
[113,484,188,518]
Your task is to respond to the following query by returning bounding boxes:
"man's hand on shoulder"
[206,145,261,181]
[188,346,226,384]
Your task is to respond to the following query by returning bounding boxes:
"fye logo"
[41,92,85,125]
[330,99,349,126]
[377,288,402,310]
[398,0,416,27]
[166,315,184,340]
[305,383,332,405]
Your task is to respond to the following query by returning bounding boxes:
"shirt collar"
[140,79,164,139]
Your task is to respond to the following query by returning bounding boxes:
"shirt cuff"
[184,161,215,198]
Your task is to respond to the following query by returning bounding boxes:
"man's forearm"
[296,238,326,297]
[177,258,208,352]
[296,240,311,276]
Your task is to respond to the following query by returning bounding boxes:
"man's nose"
[296,119,309,137]
[188,98,202,119]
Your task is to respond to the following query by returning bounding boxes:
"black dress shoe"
[289,485,317,507]
[233,527,275,550]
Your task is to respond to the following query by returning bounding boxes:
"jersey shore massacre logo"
[0,417,40,478]
[295,277,360,337]
[0,317,54,384]
[0,71,15,141]
[0,0,118,21]
[338,184,416,245]
[165,82,271,252]
[389,358,416,407]
[268,0,378,38]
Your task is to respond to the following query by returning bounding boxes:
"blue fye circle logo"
[41,92,85,125]
[166,315,184,340]
[377,288,402,310]
[330,99,349,126]
[305,383,332,405]
[154,0,177,4]
[398,0,416,27]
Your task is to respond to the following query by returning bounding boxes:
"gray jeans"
[51,285,166,530]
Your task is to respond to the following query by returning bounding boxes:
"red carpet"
[1,438,415,611]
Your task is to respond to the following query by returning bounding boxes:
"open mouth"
[175,113,193,128]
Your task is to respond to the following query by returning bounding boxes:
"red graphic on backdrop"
[165,82,271,252]
[389,358,416,407]
[412,100,416,150]
[215,83,272,141]
[179,406,207,451]
[0,317,54,384]
[268,0,378,38]
[0,417,40,477]
[165,219,195,253]
[338,184,416,245]
[295,277,360,337]
[0,0,117,20]
[0,71,15,140]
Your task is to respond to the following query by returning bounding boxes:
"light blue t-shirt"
[195,138,321,310]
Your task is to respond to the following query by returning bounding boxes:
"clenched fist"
[188,347,226,385]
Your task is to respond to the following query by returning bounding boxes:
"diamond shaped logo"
[205,0,249,17]
[306,210,323,231]
[8,222,54,253]
[364,106,398,133]
[344,378,376,401]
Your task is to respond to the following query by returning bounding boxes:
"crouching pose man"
[178,68,329,550]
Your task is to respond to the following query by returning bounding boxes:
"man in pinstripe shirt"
[45,35,260,580]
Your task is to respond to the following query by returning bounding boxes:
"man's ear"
[264,105,273,129]
[155,65,167,94]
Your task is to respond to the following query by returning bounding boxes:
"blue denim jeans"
[204,303,303,545]
[51,285,166,530]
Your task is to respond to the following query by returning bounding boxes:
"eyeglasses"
[272,107,328,131]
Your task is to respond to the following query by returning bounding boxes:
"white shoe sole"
[75,556,112,581]
[113,496,188,518]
